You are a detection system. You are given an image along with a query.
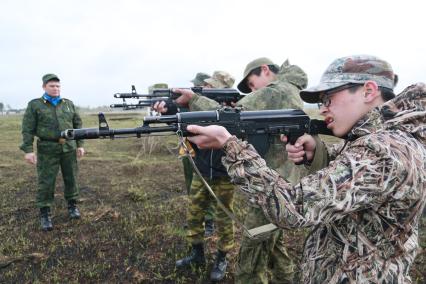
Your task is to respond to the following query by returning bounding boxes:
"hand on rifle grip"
[281,134,316,165]
[173,88,194,107]
[152,101,168,113]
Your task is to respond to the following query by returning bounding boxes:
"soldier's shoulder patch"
[62,98,74,104]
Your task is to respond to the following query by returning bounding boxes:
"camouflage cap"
[148,83,168,94]
[190,72,211,87]
[42,73,60,84]
[300,55,398,103]
[204,71,235,88]
[237,57,279,93]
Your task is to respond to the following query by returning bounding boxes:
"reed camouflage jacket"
[221,83,426,283]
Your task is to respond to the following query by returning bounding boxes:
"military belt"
[39,137,66,144]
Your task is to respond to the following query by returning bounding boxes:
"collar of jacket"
[42,93,62,106]
[346,82,426,143]
[346,108,383,142]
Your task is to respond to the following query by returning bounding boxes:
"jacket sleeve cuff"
[189,94,220,111]
[305,136,329,173]
[223,136,240,152]
[188,93,202,110]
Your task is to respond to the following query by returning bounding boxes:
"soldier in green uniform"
[185,55,426,283]
[148,83,168,94]
[188,72,216,237]
[169,58,310,283]
[181,74,210,196]
[180,73,209,195]
[190,72,211,88]
[148,83,169,115]
[154,71,236,281]
[20,74,84,231]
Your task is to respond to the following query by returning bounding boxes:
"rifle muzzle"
[61,128,100,140]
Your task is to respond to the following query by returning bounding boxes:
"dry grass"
[0,112,424,283]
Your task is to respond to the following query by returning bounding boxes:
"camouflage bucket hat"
[300,55,397,103]
[237,57,279,93]
[190,72,211,87]
[148,83,168,94]
[204,71,235,88]
[42,73,60,84]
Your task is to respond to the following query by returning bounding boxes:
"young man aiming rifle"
[184,55,426,283]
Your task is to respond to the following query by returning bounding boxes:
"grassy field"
[0,111,425,283]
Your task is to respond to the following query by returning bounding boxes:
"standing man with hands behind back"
[20,74,85,231]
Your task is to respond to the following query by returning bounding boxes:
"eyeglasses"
[318,84,362,108]
[318,95,334,108]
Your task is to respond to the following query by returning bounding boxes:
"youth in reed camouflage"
[187,55,426,283]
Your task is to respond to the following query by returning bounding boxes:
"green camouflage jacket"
[189,60,306,112]
[189,60,309,184]
[221,83,426,283]
[20,97,83,153]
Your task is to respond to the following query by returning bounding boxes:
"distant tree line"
[76,105,112,113]
[0,102,115,115]
[0,103,26,115]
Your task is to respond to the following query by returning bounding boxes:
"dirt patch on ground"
[1,114,425,283]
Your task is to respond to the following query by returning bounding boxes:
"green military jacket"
[20,97,83,154]
[189,60,306,111]
[188,60,308,184]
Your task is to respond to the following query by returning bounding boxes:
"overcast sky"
[1,0,425,109]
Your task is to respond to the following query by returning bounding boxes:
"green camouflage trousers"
[186,175,235,252]
[182,156,215,221]
[235,206,294,284]
[36,147,79,208]
[181,156,194,195]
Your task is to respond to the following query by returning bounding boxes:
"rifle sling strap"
[177,132,278,240]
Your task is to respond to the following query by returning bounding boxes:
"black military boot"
[40,207,53,231]
[210,250,228,282]
[175,243,205,268]
[67,199,81,219]
[204,219,215,237]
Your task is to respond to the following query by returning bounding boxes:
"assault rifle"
[110,98,171,110]
[61,108,335,158]
[111,85,244,110]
